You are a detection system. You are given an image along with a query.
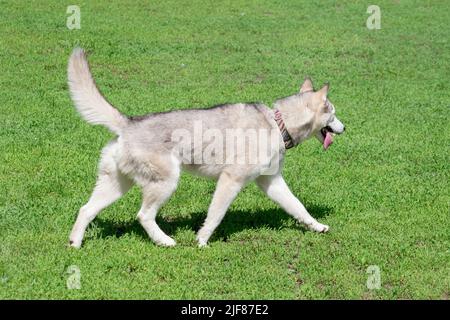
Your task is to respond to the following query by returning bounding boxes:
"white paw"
[308,222,330,233]
[69,238,82,249]
[197,239,209,248]
[196,234,209,248]
[196,229,211,248]
[157,237,176,247]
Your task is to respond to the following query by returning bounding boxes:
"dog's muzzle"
[320,118,345,150]
[328,118,345,134]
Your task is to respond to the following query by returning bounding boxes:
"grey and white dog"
[67,48,345,248]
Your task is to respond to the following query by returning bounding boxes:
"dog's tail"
[67,48,128,135]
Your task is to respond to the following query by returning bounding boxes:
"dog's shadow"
[93,203,333,243]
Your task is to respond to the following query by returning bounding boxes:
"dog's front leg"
[256,174,329,233]
[196,172,244,247]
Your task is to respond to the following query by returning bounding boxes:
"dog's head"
[274,77,345,149]
[298,78,345,150]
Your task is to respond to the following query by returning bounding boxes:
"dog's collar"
[273,109,294,149]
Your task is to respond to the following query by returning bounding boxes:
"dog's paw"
[197,240,209,248]
[196,229,212,248]
[196,235,209,248]
[156,236,176,247]
[68,239,82,249]
[308,222,330,233]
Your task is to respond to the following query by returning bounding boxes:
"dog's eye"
[324,100,332,113]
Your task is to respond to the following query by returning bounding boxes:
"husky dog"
[67,48,345,248]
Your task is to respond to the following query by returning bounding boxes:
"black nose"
[343,126,345,131]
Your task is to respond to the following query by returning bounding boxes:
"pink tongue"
[323,132,333,150]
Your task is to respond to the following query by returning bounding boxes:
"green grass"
[0,0,449,299]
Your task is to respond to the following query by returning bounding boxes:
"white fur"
[67,48,128,135]
[256,174,329,232]
[69,141,133,248]
[329,117,345,134]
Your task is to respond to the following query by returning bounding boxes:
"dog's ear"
[300,77,314,93]
[317,83,329,101]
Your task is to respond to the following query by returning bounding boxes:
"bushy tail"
[67,48,128,135]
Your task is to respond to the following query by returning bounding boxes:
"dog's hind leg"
[256,174,329,233]
[196,172,245,247]
[136,158,180,247]
[69,143,133,248]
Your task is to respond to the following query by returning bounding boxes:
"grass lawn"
[0,0,449,299]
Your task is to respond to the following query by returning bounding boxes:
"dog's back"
[118,102,282,179]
